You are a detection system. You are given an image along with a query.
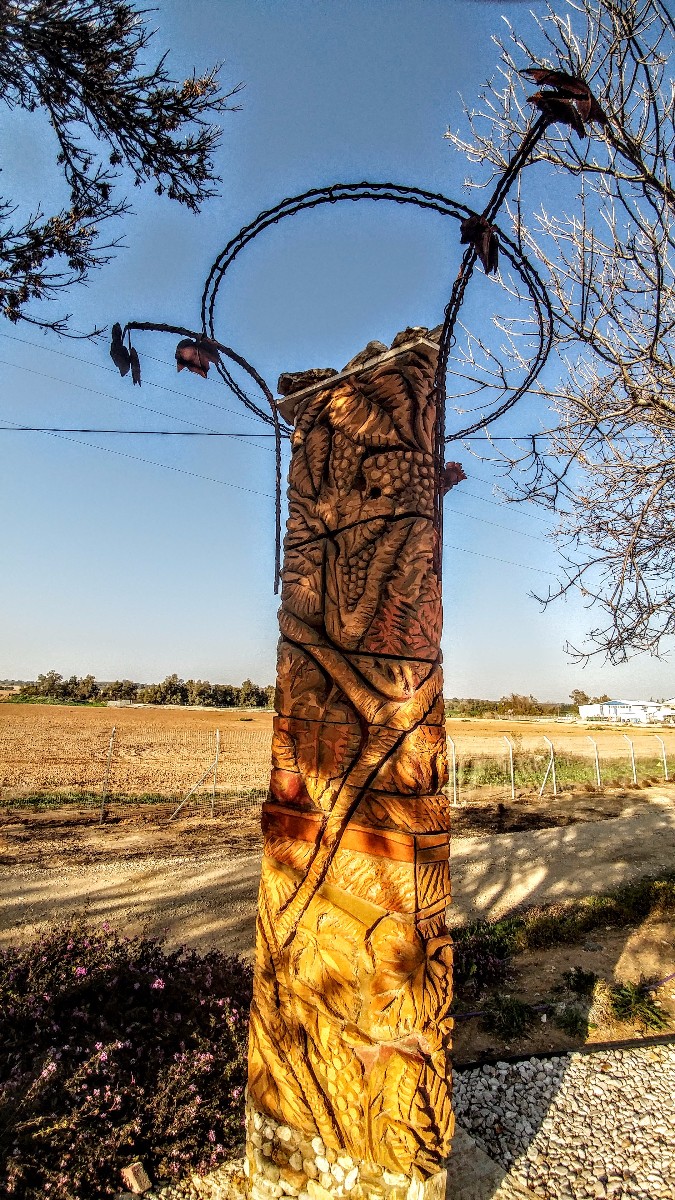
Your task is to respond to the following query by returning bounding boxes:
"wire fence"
[0,723,674,821]
[0,724,270,822]
[446,728,675,804]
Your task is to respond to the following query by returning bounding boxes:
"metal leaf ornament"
[523,68,607,137]
[460,215,499,274]
[110,323,131,376]
[175,336,221,378]
[129,346,141,386]
[441,461,467,494]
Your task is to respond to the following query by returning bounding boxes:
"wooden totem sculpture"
[246,329,454,1200]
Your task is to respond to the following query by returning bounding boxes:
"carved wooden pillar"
[246,330,453,1200]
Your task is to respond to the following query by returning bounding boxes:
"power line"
[0,333,558,524]
[0,334,559,534]
[442,542,556,575]
[0,331,263,424]
[0,426,277,437]
[461,483,554,524]
[6,422,554,571]
[0,355,276,453]
[445,504,547,543]
[0,355,218,431]
[12,425,275,498]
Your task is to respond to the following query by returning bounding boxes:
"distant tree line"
[444,691,612,719]
[17,671,274,708]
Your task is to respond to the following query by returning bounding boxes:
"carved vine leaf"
[291,446,320,499]
[271,728,298,772]
[366,920,453,1035]
[260,858,298,925]
[293,721,362,808]
[374,724,446,795]
[286,493,329,544]
[291,910,361,1022]
[248,1018,282,1115]
[280,646,330,715]
[410,1066,454,1160]
[365,525,440,656]
[304,423,331,494]
[367,1052,422,1173]
[328,382,403,447]
[284,544,324,622]
[360,370,417,447]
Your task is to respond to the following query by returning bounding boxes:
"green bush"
[480,996,536,1038]
[0,923,252,1198]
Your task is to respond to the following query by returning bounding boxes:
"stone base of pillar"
[245,1100,449,1200]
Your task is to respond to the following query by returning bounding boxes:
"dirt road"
[1,795,672,954]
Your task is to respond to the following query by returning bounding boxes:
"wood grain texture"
[248,337,453,1179]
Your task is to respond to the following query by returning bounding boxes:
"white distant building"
[579,699,675,724]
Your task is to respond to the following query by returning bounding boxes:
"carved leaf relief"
[327,381,402,447]
[304,422,331,493]
[290,908,361,1023]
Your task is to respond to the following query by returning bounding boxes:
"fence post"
[587,735,601,788]
[623,732,637,784]
[654,734,669,782]
[447,735,457,807]
[539,736,557,798]
[503,735,515,801]
[169,754,219,821]
[211,729,221,817]
[99,726,117,825]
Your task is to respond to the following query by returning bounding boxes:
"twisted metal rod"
[120,320,283,589]
[124,122,556,590]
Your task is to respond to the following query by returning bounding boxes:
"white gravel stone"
[453,1045,675,1199]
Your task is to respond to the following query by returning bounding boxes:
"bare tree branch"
[446,0,675,663]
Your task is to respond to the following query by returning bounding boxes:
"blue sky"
[1,0,673,700]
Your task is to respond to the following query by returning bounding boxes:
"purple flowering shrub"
[0,923,252,1198]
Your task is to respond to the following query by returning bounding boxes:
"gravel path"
[453,1044,675,1199]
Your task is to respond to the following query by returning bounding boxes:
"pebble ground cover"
[454,1045,675,1199]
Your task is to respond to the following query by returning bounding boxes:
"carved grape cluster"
[343,540,377,611]
[329,430,362,493]
[313,1035,364,1150]
[362,450,434,512]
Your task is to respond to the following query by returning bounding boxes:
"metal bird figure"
[129,346,142,386]
[442,461,467,494]
[110,322,131,376]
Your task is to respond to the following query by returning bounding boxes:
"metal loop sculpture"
[111,68,606,1199]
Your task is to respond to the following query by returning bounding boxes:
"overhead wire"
[0,347,559,545]
[0,331,265,425]
[0,355,276,453]
[0,332,557,520]
[3,178,559,577]
[444,505,548,543]
[10,423,276,498]
[2,422,551,575]
[442,542,556,575]
[0,425,277,437]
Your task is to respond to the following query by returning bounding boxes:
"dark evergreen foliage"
[0,1,240,332]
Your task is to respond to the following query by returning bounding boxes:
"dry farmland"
[1,703,674,1018]
[1,701,675,830]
